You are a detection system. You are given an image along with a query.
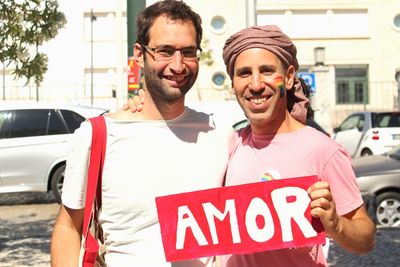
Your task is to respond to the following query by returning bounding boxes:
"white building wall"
[2,0,400,130]
[255,0,400,127]
[184,0,248,102]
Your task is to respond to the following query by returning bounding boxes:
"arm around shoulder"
[51,204,84,266]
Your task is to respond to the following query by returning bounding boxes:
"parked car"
[333,111,400,157]
[0,103,108,203]
[353,145,400,227]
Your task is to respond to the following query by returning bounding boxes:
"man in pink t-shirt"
[220,25,375,266]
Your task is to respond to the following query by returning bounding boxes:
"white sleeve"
[61,121,92,209]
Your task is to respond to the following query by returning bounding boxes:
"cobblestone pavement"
[0,192,399,266]
[328,227,400,267]
[0,193,58,267]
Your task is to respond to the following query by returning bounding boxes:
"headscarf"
[222,25,309,124]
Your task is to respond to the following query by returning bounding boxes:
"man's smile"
[164,75,186,82]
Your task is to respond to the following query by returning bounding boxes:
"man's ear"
[285,65,295,90]
[133,43,144,67]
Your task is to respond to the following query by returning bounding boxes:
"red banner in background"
[156,176,325,262]
[127,57,140,94]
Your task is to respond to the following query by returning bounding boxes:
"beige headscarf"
[222,25,309,124]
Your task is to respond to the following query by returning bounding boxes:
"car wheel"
[51,164,66,204]
[375,192,400,227]
[361,148,372,157]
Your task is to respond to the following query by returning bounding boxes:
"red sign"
[156,176,325,262]
[127,57,140,92]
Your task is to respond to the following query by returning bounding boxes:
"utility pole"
[126,0,146,97]
[2,62,5,100]
[90,9,96,106]
[35,44,39,102]
[396,68,400,110]
[126,0,145,58]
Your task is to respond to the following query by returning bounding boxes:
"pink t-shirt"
[222,126,363,267]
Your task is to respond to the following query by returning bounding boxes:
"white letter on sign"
[245,197,275,242]
[176,205,208,250]
[271,187,317,242]
[203,199,241,245]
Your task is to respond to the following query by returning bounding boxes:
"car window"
[48,109,69,135]
[0,111,12,138]
[340,114,364,131]
[374,113,400,127]
[59,109,85,132]
[8,109,49,138]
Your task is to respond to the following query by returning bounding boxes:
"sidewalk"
[328,227,400,267]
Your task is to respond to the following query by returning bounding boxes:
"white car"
[333,111,400,158]
[0,102,108,202]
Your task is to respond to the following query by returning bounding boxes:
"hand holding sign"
[156,176,325,262]
[308,181,339,237]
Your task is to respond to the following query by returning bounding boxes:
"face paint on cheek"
[274,76,285,98]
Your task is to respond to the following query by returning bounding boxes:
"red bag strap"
[83,116,107,239]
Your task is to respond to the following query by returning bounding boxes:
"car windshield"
[388,145,400,160]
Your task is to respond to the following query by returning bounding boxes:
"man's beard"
[143,62,195,101]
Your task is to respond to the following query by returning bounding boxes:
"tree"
[0,0,66,97]
[200,38,214,66]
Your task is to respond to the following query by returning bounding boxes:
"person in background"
[299,77,331,136]
[50,1,234,266]
[220,25,375,266]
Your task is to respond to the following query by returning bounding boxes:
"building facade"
[2,0,400,132]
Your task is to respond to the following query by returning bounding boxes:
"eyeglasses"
[141,45,202,62]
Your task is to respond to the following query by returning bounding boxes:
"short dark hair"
[136,0,203,48]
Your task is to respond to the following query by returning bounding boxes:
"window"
[211,16,226,34]
[84,68,116,98]
[60,109,86,132]
[48,110,68,135]
[84,12,117,42]
[372,113,400,127]
[336,66,368,104]
[339,114,365,131]
[394,14,400,31]
[0,111,12,139]
[332,10,368,36]
[212,72,227,87]
[0,109,72,139]
[8,110,49,138]
[257,9,368,38]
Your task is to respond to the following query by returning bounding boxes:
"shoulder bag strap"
[82,116,107,240]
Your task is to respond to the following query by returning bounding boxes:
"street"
[0,192,399,267]
[0,193,57,267]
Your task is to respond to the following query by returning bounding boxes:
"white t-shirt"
[62,107,234,267]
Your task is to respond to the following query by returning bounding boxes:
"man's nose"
[249,73,265,92]
[169,51,186,73]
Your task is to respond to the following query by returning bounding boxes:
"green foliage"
[200,38,214,66]
[0,0,66,86]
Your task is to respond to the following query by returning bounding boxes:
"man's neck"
[251,111,304,135]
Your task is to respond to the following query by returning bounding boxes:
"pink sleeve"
[322,147,364,215]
